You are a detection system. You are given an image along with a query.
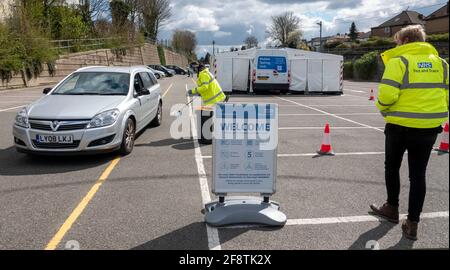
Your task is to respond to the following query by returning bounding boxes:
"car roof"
[75,66,150,74]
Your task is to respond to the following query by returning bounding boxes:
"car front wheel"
[119,118,135,155]
[150,101,162,127]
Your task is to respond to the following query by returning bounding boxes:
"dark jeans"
[384,123,441,222]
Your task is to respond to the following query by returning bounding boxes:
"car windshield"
[51,72,130,96]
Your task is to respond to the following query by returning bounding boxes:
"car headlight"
[15,108,29,128]
[87,109,120,129]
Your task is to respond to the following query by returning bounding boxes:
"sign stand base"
[204,196,287,227]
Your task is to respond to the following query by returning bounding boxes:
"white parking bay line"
[286,211,449,226]
[345,89,365,93]
[277,97,384,133]
[0,105,26,112]
[279,127,385,130]
[218,211,449,229]
[186,84,221,251]
[201,152,386,159]
[279,113,379,116]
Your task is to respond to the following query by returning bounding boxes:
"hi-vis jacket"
[377,42,449,128]
[191,68,226,106]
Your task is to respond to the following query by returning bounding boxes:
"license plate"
[36,134,74,144]
[258,76,269,80]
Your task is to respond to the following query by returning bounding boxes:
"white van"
[252,49,290,93]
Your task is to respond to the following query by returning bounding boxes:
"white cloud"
[164,5,219,32]
[246,25,254,35]
[214,31,232,38]
[161,0,444,45]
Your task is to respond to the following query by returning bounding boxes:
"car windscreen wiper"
[100,93,127,96]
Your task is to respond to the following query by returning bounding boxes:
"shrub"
[427,33,449,42]
[157,45,166,65]
[0,23,57,82]
[324,40,342,49]
[343,61,353,79]
[354,51,379,80]
[336,43,350,49]
[360,37,395,48]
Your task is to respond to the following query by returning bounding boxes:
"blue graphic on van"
[257,56,287,72]
[418,62,433,69]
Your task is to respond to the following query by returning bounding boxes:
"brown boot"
[402,219,418,241]
[370,202,399,223]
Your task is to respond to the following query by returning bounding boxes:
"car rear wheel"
[150,101,162,127]
[119,118,135,155]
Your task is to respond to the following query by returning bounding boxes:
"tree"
[77,0,110,33]
[49,5,88,40]
[286,30,301,48]
[267,11,302,47]
[204,52,211,64]
[349,22,358,42]
[171,29,197,58]
[141,0,171,41]
[110,0,131,34]
[244,35,258,48]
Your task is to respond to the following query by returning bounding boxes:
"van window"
[257,56,287,72]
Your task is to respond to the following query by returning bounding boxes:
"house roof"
[425,2,449,20]
[374,10,425,28]
[358,31,371,39]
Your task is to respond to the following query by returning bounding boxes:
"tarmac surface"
[0,77,448,250]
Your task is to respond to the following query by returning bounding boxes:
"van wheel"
[150,101,162,127]
[119,118,135,155]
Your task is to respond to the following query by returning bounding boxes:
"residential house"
[371,10,425,38]
[424,2,449,34]
[357,31,371,41]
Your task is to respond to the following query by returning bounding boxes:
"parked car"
[149,64,175,77]
[13,66,162,156]
[164,65,187,75]
[147,66,165,79]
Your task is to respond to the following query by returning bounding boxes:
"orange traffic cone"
[317,123,335,156]
[435,122,449,155]
[369,89,375,101]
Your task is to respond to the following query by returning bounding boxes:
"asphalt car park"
[0,76,448,250]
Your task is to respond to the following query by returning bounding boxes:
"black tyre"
[119,118,135,155]
[150,101,162,127]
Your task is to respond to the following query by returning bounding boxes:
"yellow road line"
[45,157,121,250]
[162,83,173,99]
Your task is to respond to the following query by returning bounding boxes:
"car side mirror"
[140,89,150,96]
[43,88,52,94]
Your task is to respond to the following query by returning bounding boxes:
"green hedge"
[354,51,379,80]
[427,33,449,42]
[343,61,353,79]
[360,37,395,48]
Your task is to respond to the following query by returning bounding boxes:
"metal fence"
[49,37,157,54]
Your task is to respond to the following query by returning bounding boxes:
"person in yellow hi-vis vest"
[188,64,227,106]
[370,25,449,241]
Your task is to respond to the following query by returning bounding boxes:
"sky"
[157,0,447,57]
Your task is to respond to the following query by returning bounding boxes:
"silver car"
[13,66,162,155]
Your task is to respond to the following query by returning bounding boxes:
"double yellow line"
[45,83,175,250]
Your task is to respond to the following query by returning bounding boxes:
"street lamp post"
[317,21,322,52]
[212,40,215,56]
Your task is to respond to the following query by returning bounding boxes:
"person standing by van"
[370,25,448,240]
